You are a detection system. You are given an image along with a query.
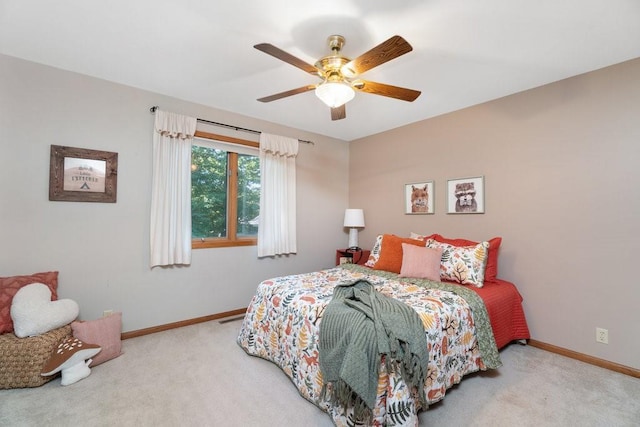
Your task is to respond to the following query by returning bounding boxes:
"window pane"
[191,145,227,238]
[237,154,260,237]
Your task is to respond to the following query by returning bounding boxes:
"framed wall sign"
[49,145,118,202]
[447,176,484,214]
[404,181,434,214]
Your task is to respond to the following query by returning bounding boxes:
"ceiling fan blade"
[254,43,320,75]
[342,35,413,76]
[355,80,421,102]
[257,85,316,103]
[331,104,346,121]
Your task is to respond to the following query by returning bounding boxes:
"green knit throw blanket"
[341,263,502,370]
[319,279,429,421]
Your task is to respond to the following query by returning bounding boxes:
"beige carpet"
[1,318,638,426]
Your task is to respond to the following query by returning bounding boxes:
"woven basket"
[0,325,72,389]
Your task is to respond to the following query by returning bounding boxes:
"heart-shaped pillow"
[10,283,79,338]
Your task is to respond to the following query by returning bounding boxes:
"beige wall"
[2,51,638,369]
[0,54,349,333]
[349,58,640,369]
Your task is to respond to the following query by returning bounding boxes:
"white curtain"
[257,133,299,257]
[150,110,197,268]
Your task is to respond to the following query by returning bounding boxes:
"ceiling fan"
[254,35,421,121]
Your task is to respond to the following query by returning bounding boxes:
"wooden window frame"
[192,130,259,249]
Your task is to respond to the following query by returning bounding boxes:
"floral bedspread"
[237,265,501,426]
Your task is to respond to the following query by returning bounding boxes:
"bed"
[237,235,530,426]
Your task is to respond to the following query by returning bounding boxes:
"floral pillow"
[425,239,490,287]
[364,235,384,267]
[432,235,502,282]
[409,232,437,241]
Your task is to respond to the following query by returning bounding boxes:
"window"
[191,131,260,248]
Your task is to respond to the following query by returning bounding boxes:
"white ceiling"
[1,0,639,141]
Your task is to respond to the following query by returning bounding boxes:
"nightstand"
[336,248,370,266]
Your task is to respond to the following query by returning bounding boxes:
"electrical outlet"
[103,309,114,317]
[596,327,608,344]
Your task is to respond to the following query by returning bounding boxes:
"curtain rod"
[149,106,314,145]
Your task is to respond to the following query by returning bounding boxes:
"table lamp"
[343,209,365,250]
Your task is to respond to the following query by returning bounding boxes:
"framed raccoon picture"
[447,176,485,214]
[405,181,434,214]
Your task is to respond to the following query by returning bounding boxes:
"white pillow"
[10,283,79,337]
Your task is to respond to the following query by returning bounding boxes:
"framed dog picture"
[447,176,484,214]
[405,181,434,214]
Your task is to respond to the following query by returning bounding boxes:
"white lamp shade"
[344,209,365,249]
[315,82,355,108]
[343,209,365,227]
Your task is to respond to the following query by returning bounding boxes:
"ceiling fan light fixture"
[315,81,355,108]
[255,35,419,120]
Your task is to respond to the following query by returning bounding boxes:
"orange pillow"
[0,271,59,334]
[432,235,502,281]
[373,234,425,273]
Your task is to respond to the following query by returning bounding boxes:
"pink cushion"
[71,312,123,366]
[0,272,59,334]
[399,243,442,281]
